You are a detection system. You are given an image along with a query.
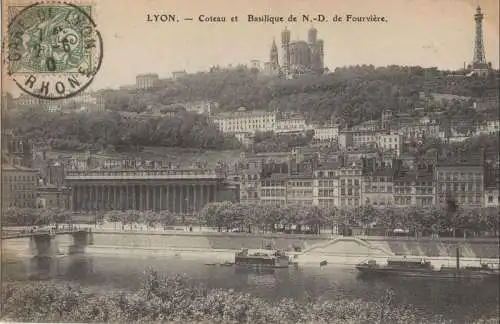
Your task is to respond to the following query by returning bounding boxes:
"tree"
[359,204,378,235]
[7,110,241,152]
[158,210,176,227]
[404,206,423,237]
[142,211,160,229]
[482,207,500,236]
[323,206,340,234]
[200,202,226,232]
[380,208,399,236]
[105,210,121,229]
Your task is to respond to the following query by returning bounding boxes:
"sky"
[2,0,499,95]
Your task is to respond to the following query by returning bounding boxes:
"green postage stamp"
[6,2,103,99]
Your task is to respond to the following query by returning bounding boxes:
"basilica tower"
[269,38,280,75]
[281,27,291,77]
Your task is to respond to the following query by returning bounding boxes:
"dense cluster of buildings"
[237,149,499,210]
[12,91,105,113]
[210,106,499,154]
[2,134,72,209]
[2,124,499,217]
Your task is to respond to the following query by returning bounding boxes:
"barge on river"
[356,247,499,280]
[235,249,290,269]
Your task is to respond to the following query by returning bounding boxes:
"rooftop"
[65,169,224,180]
[2,164,38,172]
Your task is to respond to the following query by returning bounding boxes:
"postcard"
[1,0,499,323]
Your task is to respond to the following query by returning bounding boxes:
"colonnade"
[71,183,218,213]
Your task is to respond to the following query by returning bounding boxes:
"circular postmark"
[5,2,103,100]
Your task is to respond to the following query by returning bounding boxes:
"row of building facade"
[2,151,499,214]
[237,150,499,210]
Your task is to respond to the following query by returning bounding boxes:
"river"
[3,252,498,323]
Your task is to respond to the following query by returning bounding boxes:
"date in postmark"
[5,2,103,100]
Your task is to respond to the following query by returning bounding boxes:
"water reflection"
[4,254,498,323]
[26,254,95,281]
[65,255,95,280]
[28,256,59,280]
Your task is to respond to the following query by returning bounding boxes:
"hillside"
[102,65,499,126]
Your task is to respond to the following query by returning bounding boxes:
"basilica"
[264,27,325,78]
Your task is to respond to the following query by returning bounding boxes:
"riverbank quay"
[4,230,498,267]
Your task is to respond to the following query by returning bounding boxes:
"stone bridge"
[3,228,95,279]
[3,228,94,257]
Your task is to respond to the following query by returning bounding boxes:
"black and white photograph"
[1,0,499,323]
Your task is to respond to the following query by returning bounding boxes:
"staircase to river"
[302,236,395,257]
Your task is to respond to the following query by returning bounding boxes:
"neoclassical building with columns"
[65,168,238,214]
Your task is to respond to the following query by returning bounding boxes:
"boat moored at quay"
[234,249,290,269]
[356,248,499,280]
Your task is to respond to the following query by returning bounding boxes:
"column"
[159,186,164,210]
[118,186,125,210]
[97,186,102,211]
[179,185,184,214]
[185,185,190,214]
[146,186,150,210]
[193,185,197,213]
[132,185,136,210]
[113,186,117,210]
[81,186,85,211]
[107,186,111,210]
[81,186,86,211]
[200,184,204,211]
[96,186,100,211]
[96,186,100,210]
[72,186,77,211]
[74,186,78,211]
[142,185,147,211]
[181,185,187,214]
[208,184,213,203]
[138,185,143,210]
[113,186,118,210]
[86,186,91,211]
[153,186,157,211]
[166,185,170,212]
[124,185,128,210]
[173,185,177,213]
[108,186,111,210]
[90,186,95,211]
[87,186,92,211]
[177,185,184,214]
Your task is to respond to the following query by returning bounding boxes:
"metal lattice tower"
[473,6,486,65]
